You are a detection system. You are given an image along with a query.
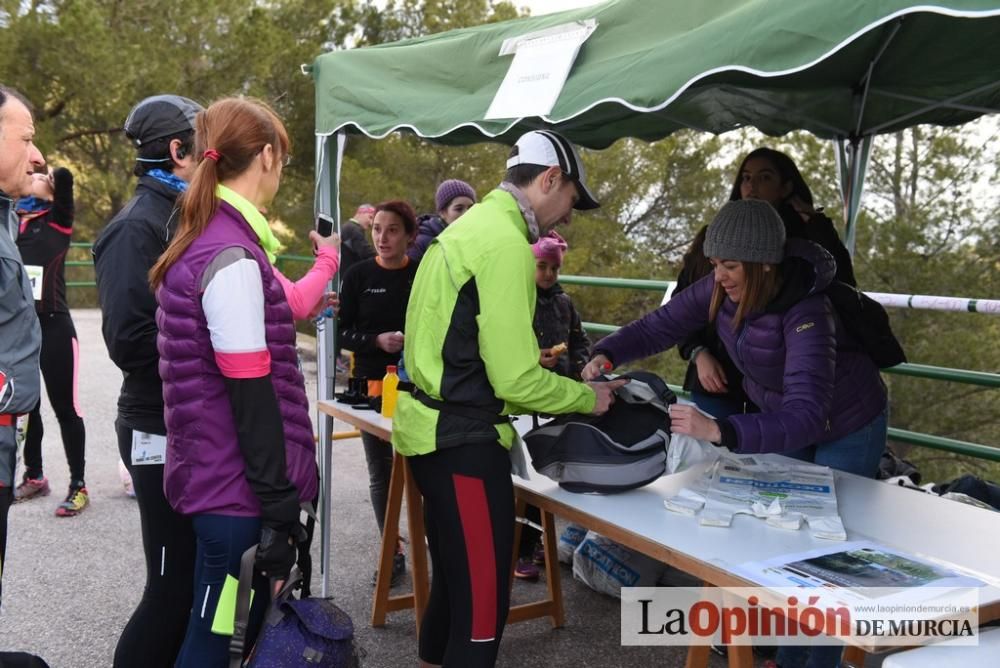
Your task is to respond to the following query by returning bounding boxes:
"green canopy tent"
[312,0,1000,249]
[307,0,1000,595]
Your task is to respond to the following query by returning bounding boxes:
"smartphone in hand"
[316,213,335,237]
[314,213,336,254]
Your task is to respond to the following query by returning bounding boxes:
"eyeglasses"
[254,147,292,168]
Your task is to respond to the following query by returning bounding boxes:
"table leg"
[540,509,565,628]
[404,458,429,633]
[727,646,753,668]
[371,451,407,627]
[506,501,565,627]
[509,496,527,590]
[684,645,711,668]
[842,645,867,667]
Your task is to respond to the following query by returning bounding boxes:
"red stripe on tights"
[452,473,497,642]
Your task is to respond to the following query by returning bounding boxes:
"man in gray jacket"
[0,85,45,607]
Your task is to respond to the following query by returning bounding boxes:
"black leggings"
[113,421,196,668]
[23,312,85,484]
[408,442,514,667]
[360,431,394,534]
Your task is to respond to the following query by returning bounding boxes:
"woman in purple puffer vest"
[584,199,887,478]
[149,97,338,668]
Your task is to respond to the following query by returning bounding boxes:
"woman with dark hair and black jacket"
[338,199,419,587]
[672,147,856,420]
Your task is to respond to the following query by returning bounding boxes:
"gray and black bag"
[523,371,676,494]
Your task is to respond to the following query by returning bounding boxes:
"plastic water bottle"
[397,355,410,383]
[381,365,399,418]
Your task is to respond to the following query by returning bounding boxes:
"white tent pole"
[316,131,346,598]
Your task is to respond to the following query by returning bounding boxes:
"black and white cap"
[123,94,202,147]
[506,130,599,210]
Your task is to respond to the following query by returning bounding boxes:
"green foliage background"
[3,0,998,482]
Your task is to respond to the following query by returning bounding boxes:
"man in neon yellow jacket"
[393,130,623,667]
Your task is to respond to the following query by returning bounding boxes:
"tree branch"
[57,127,123,144]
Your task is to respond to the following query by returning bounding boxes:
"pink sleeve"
[274,246,339,320]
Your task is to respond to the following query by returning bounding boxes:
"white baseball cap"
[506,130,600,210]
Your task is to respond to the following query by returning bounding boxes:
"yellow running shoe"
[55,486,89,517]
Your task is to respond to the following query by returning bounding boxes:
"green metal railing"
[65,244,999,461]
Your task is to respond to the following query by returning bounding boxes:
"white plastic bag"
[572,530,665,598]
[666,430,720,474]
[557,523,587,565]
[665,399,721,474]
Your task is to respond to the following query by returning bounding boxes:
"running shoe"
[532,542,546,566]
[55,486,89,517]
[14,475,50,503]
[514,557,540,581]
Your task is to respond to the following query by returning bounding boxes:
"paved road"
[0,309,733,667]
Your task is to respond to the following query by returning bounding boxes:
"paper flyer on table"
[732,539,986,608]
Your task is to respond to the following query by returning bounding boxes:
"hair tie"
[203,149,221,162]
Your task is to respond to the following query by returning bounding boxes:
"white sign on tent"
[485,19,597,120]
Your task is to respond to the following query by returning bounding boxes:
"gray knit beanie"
[704,199,786,264]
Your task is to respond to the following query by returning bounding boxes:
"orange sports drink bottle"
[381,365,400,418]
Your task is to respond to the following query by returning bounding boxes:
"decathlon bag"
[523,371,676,494]
[572,530,666,598]
[229,546,360,668]
[557,523,587,565]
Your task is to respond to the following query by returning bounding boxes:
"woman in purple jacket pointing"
[583,199,887,478]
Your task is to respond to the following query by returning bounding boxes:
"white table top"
[320,401,1000,602]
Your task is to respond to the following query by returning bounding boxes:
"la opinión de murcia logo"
[620,587,979,647]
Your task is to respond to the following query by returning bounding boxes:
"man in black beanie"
[93,93,202,668]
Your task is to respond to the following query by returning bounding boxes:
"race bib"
[131,431,167,466]
[24,265,43,301]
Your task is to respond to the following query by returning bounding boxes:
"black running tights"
[408,441,515,667]
[113,421,196,668]
[22,312,85,483]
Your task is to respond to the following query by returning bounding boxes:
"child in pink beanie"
[530,231,589,378]
[516,230,592,581]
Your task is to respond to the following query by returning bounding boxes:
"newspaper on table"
[664,453,847,540]
[731,539,988,614]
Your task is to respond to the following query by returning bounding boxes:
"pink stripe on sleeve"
[274,246,339,320]
[214,349,272,379]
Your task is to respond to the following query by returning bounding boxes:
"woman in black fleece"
[338,199,418,587]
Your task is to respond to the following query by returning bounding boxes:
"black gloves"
[256,524,306,580]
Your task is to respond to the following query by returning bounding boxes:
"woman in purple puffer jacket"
[149,97,338,667]
[583,199,887,477]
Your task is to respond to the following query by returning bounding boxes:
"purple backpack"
[229,547,360,668]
